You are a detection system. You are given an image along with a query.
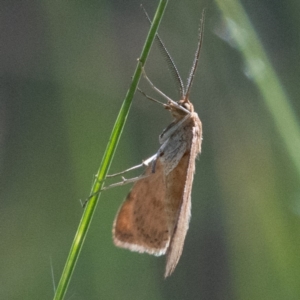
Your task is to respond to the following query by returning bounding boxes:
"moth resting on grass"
[112,11,204,278]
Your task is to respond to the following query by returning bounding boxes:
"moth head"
[166,98,194,119]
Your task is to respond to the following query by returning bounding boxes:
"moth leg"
[101,154,156,189]
[82,155,157,207]
[138,61,189,114]
[137,88,166,107]
[101,174,150,191]
[106,154,156,179]
[82,173,151,207]
[140,63,172,102]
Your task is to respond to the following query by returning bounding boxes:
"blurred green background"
[1,0,300,299]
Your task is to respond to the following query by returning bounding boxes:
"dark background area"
[1,1,300,299]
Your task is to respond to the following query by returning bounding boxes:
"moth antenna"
[184,9,205,102]
[140,5,185,98]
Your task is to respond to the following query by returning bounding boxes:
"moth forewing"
[113,107,202,276]
[113,159,171,255]
[165,112,202,277]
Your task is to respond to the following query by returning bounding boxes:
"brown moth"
[113,12,204,278]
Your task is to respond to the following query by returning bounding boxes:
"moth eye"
[182,103,191,111]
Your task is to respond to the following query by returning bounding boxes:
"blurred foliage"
[1,1,300,299]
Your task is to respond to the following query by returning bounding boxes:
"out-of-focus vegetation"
[1,1,300,299]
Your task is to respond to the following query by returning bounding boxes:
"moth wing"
[165,120,202,277]
[113,159,170,255]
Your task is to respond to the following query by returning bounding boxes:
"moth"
[112,11,204,278]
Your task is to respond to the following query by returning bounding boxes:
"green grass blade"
[215,0,300,175]
[215,0,300,297]
[53,1,168,299]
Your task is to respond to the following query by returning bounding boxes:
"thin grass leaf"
[215,0,300,297]
[215,0,300,175]
[53,1,168,299]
